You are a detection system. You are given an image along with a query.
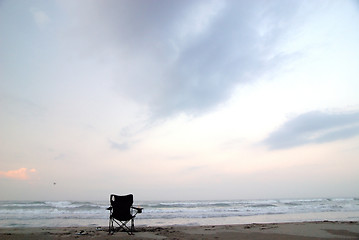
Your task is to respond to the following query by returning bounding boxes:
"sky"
[1,0,359,201]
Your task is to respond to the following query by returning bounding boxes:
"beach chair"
[106,194,143,235]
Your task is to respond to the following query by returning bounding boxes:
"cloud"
[30,7,50,28]
[54,153,66,161]
[65,0,303,119]
[0,168,37,180]
[181,165,207,174]
[262,111,359,150]
[0,94,46,118]
[109,140,130,151]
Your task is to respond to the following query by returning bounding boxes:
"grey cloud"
[181,165,207,174]
[0,95,46,118]
[315,125,359,143]
[54,153,66,161]
[109,140,130,151]
[68,0,303,119]
[262,111,359,150]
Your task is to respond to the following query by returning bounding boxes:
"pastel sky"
[1,0,359,201]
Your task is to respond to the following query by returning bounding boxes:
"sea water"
[0,198,358,228]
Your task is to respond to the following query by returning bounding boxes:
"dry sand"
[0,221,358,240]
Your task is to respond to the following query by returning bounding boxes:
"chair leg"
[109,218,113,234]
[109,218,136,235]
[131,218,134,233]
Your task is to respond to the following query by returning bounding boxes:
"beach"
[2,198,359,228]
[1,221,358,240]
[1,199,359,239]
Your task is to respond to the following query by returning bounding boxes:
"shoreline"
[2,210,358,229]
[135,211,359,227]
[1,221,358,239]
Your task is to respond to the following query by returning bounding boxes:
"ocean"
[1,198,358,228]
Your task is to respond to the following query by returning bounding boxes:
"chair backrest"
[110,194,133,221]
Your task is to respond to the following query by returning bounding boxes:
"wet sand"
[0,221,358,239]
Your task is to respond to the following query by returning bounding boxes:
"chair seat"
[112,213,133,221]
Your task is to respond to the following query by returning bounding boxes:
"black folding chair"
[106,194,143,235]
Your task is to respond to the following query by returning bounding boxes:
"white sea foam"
[0,198,358,227]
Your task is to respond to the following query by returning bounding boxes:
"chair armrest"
[106,206,112,210]
[131,206,143,213]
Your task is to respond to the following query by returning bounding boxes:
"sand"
[0,221,358,240]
